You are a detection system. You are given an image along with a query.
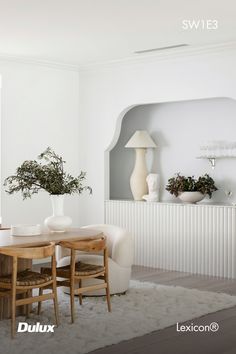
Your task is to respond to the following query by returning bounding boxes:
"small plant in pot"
[4,147,92,232]
[165,173,217,203]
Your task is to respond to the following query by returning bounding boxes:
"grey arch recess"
[105,97,236,200]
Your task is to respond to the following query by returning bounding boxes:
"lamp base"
[130,148,148,200]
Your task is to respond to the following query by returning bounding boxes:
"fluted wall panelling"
[105,200,236,279]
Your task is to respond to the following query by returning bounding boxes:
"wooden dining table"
[0,228,103,320]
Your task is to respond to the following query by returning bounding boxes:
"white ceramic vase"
[44,194,72,232]
[178,191,205,204]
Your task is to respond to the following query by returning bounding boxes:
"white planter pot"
[44,194,72,232]
[178,191,205,204]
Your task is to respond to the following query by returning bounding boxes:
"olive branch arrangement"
[4,147,92,199]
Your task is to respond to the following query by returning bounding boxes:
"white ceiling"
[0,0,235,66]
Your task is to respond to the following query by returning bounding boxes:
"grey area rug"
[1,280,236,354]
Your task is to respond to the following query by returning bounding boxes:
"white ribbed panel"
[105,200,236,279]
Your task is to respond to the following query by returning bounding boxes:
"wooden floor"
[90,266,236,354]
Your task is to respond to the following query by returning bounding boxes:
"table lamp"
[125,130,157,200]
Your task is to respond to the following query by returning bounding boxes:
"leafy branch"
[166,173,217,198]
[4,147,92,199]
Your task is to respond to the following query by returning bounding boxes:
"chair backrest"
[0,242,55,259]
[82,225,133,267]
[82,225,123,257]
[59,236,106,253]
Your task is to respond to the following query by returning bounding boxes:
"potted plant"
[165,173,217,203]
[4,147,92,232]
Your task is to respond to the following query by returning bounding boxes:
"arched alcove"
[107,97,236,204]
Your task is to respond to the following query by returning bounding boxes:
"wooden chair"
[0,242,59,338]
[41,235,111,323]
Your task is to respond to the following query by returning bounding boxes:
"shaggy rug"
[1,280,236,354]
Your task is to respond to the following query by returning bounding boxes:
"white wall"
[0,61,81,226]
[78,45,236,225]
[110,98,236,203]
[0,75,1,223]
[2,46,235,227]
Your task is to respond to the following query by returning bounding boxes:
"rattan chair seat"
[0,270,52,286]
[42,262,105,278]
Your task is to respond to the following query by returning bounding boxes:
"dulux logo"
[17,322,55,333]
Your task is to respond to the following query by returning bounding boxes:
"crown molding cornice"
[0,53,80,72]
[0,41,235,73]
